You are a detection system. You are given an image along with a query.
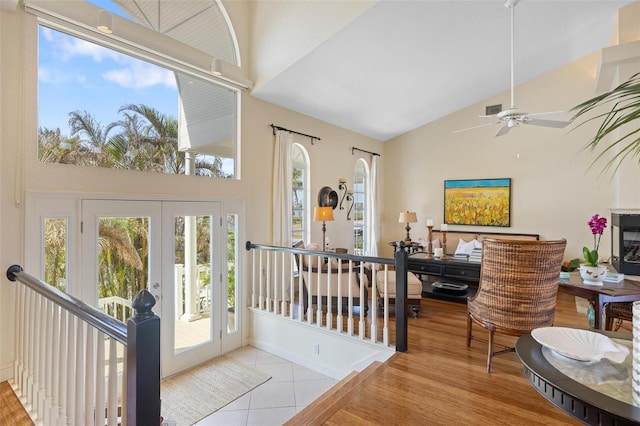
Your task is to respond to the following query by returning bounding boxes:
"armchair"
[295,243,368,315]
[466,238,566,373]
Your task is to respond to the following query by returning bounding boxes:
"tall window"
[353,159,369,254]
[291,143,310,243]
[35,1,241,178]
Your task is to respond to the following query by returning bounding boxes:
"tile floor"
[196,346,338,426]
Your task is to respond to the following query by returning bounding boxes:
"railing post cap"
[132,289,156,317]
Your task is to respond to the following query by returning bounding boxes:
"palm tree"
[68,110,118,168]
[571,72,640,173]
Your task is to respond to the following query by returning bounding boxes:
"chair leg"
[605,315,613,331]
[487,327,495,374]
[466,313,472,347]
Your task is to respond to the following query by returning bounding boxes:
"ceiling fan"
[455,0,572,137]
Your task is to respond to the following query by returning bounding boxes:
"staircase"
[284,358,392,425]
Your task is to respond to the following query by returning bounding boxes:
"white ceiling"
[251,0,635,141]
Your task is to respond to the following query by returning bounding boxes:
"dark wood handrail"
[245,241,395,266]
[7,264,127,343]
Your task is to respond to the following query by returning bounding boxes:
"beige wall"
[2,0,640,381]
[380,51,633,260]
[0,2,383,381]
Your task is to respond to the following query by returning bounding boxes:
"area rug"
[161,356,271,425]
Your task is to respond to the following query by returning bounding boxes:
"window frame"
[30,1,244,179]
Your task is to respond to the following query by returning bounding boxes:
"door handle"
[152,282,160,301]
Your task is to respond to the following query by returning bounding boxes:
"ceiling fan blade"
[452,122,497,134]
[525,118,572,128]
[495,125,511,137]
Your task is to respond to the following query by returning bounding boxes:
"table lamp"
[314,206,334,251]
[399,211,418,242]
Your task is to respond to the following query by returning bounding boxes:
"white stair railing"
[245,242,408,349]
[7,265,160,425]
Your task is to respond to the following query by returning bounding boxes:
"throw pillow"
[455,238,477,256]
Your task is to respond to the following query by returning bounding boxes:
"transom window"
[35,0,242,178]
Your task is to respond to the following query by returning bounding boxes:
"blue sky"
[38,1,177,135]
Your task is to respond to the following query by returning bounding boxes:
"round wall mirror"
[318,186,338,209]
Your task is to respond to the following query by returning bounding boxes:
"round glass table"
[516,332,640,425]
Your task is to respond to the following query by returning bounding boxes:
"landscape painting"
[444,178,511,227]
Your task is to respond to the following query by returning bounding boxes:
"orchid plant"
[583,214,607,267]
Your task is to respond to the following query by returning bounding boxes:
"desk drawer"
[411,263,443,275]
[443,265,480,281]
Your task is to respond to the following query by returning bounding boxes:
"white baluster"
[107,338,118,426]
[347,261,354,336]
[85,327,95,425]
[358,265,365,339]
[370,266,378,343]
[258,250,264,309]
[66,315,76,425]
[96,332,105,426]
[58,309,68,423]
[336,266,343,332]
[75,320,85,423]
[383,265,390,346]
[307,256,313,324]
[326,259,333,330]
[122,348,128,426]
[251,249,257,308]
[316,256,323,327]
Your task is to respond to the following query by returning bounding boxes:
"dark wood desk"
[407,256,640,327]
[558,273,640,329]
[407,253,481,303]
[516,332,640,425]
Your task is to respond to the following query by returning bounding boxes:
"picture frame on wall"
[444,178,511,227]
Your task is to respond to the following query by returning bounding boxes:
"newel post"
[127,289,161,425]
[394,242,409,352]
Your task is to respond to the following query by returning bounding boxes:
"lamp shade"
[398,211,417,223]
[314,206,334,222]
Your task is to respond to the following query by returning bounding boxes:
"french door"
[81,200,227,377]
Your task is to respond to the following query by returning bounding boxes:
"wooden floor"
[0,292,619,425]
[0,382,32,426]
[288,291,600,426]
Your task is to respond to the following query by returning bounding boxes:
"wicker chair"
[605,302,633,331]
[466,238,567,373]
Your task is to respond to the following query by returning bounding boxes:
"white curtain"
[367,155,380,257]
[272,130,293,246]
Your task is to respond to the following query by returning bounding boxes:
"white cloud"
[102,61,176,90]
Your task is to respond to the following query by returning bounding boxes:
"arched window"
[353,159,369,254]
[291,143,310,244]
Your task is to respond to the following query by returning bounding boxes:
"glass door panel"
[162,202,221,376]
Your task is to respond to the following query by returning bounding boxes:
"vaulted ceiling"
[250,1,636,141]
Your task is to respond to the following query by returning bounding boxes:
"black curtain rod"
[352,147,380,157]
[270,124,321,143]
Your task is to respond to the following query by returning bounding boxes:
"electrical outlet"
[313,343,320,355]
